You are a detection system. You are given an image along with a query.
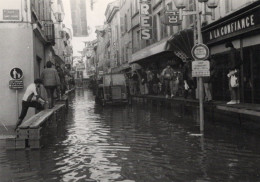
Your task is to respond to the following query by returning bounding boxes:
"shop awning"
[111,63,130,73]
[130,37,170,64]
[166,29,194,61]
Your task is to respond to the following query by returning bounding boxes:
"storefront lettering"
[209,14,255,40]
[140,0,152,40]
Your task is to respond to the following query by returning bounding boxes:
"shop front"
[202,1,260,103]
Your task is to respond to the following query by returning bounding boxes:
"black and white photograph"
[1,0,260,181]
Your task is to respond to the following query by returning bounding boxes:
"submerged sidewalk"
[131,94,260,132]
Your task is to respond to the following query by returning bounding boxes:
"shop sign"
[203,4,260,44]
[9,80,24,89]
[164,10,181,26]
[140,0,152,40]
[192,60,210,77]
[3,9,20,20]
[191,44,209,60]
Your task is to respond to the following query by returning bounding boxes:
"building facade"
[0,0,69,126]
[105,0,120,70]
[202,0,260,103]
[70,0,88,37]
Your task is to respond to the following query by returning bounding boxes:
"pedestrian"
[130,71,139,95]
[225,42,243,104]
[203,56,216,102]
[146,68,154,94]
[183,58,196,99]
[15,79,47,130]
[41,61,61,109]
[161,63,174,98]
[169,65,180,97]
[56,66,66,95]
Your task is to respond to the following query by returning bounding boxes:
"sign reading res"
[140,0,152,40]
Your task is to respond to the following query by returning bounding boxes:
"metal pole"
[195,0,204,132]
[16,89,19,119]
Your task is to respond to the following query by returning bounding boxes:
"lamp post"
[173,0,219,133]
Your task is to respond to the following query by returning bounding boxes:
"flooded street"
[1,89,260,182]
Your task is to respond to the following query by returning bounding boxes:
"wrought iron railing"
[43,20,55,45]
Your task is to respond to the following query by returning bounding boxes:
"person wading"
[41,61,61,108]
[15,79,47,130]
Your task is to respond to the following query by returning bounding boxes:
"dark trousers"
[18,101,43,124]
[184,80,196,99]
[45,86,56,108]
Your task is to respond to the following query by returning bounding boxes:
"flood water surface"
[1,89,260,182]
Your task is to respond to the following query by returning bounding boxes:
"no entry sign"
[191,44,209,60]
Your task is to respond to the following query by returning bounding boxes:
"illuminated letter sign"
[140,0,152,40]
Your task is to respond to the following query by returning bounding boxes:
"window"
[124,14,128,32]
[225,0,230,13]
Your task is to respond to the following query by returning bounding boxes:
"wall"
[0,23,34,126]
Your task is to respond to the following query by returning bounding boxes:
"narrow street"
[1,89,260,182]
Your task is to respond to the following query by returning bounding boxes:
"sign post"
[191,43,210,133]
[9,68,24,118]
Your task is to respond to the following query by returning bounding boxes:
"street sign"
[191,44,209,60]
[192,60,210,77]
[10,68,23,80]
[9,80,24,89]
[165,10,181,25]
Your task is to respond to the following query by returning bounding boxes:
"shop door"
[242,45,260,103]
[211,53,230,101]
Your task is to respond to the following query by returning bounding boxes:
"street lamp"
[207,0,220,20]
[173,0,188,21]
[173,0,219,133]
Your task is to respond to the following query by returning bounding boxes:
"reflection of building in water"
[70,0,88,37]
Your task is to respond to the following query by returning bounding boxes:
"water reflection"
[0,89,260,182]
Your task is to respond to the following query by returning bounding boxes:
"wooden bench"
[6,104,65,150]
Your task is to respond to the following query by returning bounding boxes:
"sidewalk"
[131,94,260,131]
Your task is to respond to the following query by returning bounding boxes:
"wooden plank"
[19,112,43,129]
[217,105,260,117]
[29,110,54,129]
[29,104,64,129]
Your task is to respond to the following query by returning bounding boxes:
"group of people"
[128,42,241,105]
[15,61,74,130]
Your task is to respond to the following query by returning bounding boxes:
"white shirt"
[22,83,38,101]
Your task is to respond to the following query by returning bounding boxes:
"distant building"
[70,0,88,37]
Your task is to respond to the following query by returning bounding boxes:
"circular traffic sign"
[10,67,23,80]
[191,44,209,60]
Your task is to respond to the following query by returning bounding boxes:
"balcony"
[43,20,55,45]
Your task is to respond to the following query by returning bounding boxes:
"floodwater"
[1,89,260,182]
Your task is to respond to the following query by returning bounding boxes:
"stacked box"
[29,128,43,139]
[15,139,26,149]
[16,129,29,139]
[6,138,16,150]
[29,139,43,149]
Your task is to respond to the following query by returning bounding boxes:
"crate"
[29,128,43,139]
[15,139,26,149]
[29,139,43,149]
[6,138,16,150]
[16,129,29,139]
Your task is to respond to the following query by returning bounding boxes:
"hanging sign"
[165,10,181,26]
[192,60,210,77]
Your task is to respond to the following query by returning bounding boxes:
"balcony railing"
[43,20,55,45]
